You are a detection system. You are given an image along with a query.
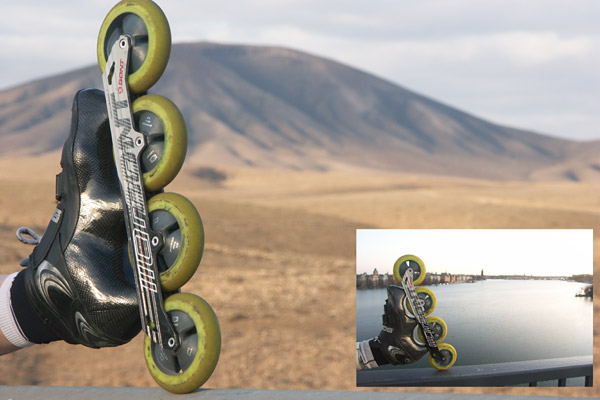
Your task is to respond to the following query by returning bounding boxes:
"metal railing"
[357,355,593,387]
[0,386,595,400]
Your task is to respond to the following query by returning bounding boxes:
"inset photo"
[356,229,593,387]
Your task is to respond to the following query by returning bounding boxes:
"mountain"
[0,41,598,181]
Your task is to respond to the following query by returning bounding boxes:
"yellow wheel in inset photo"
[417,316,448,344]
[394,254,426,286]
[429,343,457,371]
[132,94,187,192]
[97,0,171,94]
[406,287,437,317]
[144,293,221,394]
[148,193,203,292]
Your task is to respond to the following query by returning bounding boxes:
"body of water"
[357,279,592,369]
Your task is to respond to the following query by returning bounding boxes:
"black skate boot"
[13,88,140,347]
[357,284,456,370]
[368,285,429,366]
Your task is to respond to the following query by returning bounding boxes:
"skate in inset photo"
[356,229,593,387]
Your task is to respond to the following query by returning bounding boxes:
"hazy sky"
[356,229,593,276]
[0,1,598,140]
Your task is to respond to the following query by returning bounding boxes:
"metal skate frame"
[102,35,179,352]
[401,268,445,362]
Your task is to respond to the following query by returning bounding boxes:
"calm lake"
[357,279,592,370]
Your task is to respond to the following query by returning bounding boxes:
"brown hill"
[0,41,598,180]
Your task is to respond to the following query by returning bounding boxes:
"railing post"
[558,378,567,387]
[585,375,593,387]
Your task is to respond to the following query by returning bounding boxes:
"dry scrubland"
[0,152,597,397]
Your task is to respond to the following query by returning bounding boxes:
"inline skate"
[97,0,220,393]
[391,254,457,370]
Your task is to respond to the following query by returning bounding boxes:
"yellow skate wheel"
[429,343,457,370]
[144,293,221,394]
[97,0,171,94]
[406,287,437,317]
[148,193,203,292]
[132,95,187,192]
[394,255,426,286]
[416,316,448,344]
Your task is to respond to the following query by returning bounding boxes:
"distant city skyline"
[356,229,593,276]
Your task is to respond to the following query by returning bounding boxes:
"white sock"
[357,339,379,370]
[0,272,34,348]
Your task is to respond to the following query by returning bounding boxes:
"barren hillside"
[1,42,598,181]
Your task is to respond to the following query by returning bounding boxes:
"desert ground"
[0,152,597,397]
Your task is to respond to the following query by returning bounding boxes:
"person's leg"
[0,330,18,355]
[0,274,27,355]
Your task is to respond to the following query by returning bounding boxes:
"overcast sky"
[0,0,598,140]
[356,229,593,276]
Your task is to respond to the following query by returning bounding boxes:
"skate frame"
[102,35,179,352]
[401,268,445,362]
